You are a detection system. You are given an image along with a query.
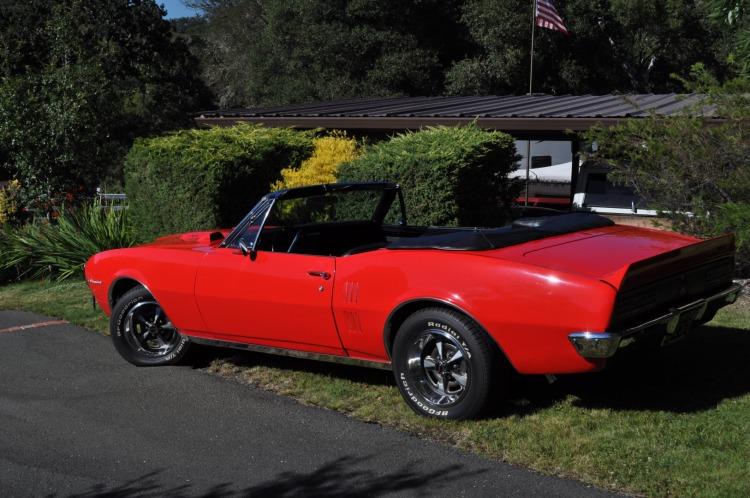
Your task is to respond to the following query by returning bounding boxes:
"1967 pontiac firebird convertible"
[85,182,742,419]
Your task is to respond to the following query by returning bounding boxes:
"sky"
[160,0,202,19]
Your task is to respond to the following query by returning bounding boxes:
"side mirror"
[238,239,257,260]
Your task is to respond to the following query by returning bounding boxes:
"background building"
[196,93,715,217]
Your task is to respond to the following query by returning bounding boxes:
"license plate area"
[661,302,707,346]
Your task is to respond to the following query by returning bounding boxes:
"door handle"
[307,271,331,280]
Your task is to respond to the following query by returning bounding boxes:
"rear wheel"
[392,307,507,420]
[110,286,190,366]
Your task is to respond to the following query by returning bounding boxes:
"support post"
[524,139,532,207]
[569,139,580,211]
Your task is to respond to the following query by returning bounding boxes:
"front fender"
[85,248,208,332]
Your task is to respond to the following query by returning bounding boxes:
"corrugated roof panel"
[445,95,541,117]
[616,94,683,116]
[341,96,486,117]
[317,96,437,116]
[535,95,621,117]
[561,95,661,117]
[497,95,610,117]
[400,96,503,116]
[444,95,559,117]
[255,96,414,117]
[453,95,558,117]
[641,94,702,115]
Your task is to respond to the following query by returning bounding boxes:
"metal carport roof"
[195,94,717,137]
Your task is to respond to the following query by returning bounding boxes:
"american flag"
[536,0,569,34]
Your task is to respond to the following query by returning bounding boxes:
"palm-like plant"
[0,201,136,281]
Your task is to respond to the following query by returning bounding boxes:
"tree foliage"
[706,0,750,77]
[0,0,210,211]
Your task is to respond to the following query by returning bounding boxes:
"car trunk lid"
[489,226,735,328]
[490,225,719,284]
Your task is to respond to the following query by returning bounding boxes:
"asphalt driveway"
[0,310,618,497]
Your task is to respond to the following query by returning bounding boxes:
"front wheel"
[392,308,507,420]
[110,286,190,366]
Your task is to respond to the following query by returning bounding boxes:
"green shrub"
[0,201,136,281]
[707,202,750,277]
[338,124,521,227]
[0,179,21,226]
[124,124,314,241]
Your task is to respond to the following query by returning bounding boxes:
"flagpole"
[528,0,536,95]
[525,0,536,207]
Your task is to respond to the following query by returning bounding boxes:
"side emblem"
[345,281,360,304]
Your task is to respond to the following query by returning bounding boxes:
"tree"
[183,0,469,107]
[0,0,211,211]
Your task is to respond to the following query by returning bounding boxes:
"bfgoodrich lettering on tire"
[392,307,507,420]
[110,286,190,366]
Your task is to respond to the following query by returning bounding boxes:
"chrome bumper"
[569,283,744,359]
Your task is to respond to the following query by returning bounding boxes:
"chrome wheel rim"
[123,301,180,357]
[406,329,470,406]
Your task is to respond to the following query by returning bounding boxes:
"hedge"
[125,124,314,241]
[338,124,521,227]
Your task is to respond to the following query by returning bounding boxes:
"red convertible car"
[85,182,742,419]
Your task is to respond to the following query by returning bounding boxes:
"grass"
[0,280,108,331]
[1,280,749,497]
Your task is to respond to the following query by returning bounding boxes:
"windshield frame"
[220,195,275,249]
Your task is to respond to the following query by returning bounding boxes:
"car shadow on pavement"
[505,323,750,416]
[60,455,485,498]
[184,323,750,418]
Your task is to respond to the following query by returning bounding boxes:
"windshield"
[223,185,401,249]
[267,190,385,226]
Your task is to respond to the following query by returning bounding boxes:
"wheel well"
[384,299,509,363]
[109,278,144,308]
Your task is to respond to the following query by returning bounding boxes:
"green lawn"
[1,280,749,497]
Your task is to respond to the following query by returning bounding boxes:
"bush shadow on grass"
[60,455,483,498]
[185,322,750,418]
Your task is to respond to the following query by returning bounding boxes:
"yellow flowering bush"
[0,179,21,225]
[273,133,360,190]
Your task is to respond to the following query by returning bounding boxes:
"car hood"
[484,225,720,287]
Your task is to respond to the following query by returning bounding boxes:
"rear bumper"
[569,282,744,359]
